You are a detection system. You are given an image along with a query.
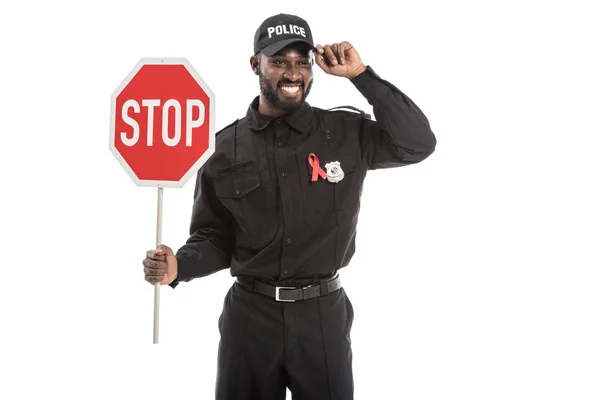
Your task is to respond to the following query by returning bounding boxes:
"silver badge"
[325,161,344,183]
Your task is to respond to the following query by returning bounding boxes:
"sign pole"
[154,186,163,344]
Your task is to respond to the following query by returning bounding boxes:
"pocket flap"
[214,174,260,199]
[329,153,358,175]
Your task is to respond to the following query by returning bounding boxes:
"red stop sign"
[110,58,215,187]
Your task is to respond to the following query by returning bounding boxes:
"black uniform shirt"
[170,66,436,288]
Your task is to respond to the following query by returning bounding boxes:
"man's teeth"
[281,85,301,94]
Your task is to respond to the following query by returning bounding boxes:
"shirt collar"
[247,96,313,133]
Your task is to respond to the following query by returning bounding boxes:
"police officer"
[143,13,436,400]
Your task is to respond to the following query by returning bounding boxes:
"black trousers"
[215,280,355,400]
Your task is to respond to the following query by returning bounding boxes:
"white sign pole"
[154,186,164,344]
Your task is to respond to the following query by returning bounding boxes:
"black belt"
[236,274,342,302]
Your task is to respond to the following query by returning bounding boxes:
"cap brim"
[260,38,316,56]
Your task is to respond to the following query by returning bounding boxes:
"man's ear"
[250,55,260,75]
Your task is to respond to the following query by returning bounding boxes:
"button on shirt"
[170,66,436,288]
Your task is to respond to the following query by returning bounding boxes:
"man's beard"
[259,73,313,113]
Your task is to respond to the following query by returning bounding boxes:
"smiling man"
[143,13,437,400]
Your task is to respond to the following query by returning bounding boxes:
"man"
[143,13,436,400]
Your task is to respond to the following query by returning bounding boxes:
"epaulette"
[325,105,371,120]
[215,118,240,136]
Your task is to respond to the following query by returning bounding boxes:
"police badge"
[324,161,344,183]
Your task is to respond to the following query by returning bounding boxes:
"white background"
[1,0,599,399]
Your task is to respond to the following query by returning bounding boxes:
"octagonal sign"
[110,58,215,188]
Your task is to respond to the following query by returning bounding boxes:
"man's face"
[255,42,314,113]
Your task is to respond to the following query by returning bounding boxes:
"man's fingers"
[143,258,167,270]
[144,268,166,278]
[338,42,346,65]
[145,249,164,261]
[331,43,340,63]
[144,258,167,284]
[145,274,165,284]
[315,57,328,72]
[323,45,337,66]
[156,244,174,257]
[314,46,329,71]
[146,250,154,259]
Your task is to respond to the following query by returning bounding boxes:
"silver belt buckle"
[275,286,295,302]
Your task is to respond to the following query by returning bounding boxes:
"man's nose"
[284,65,303,82]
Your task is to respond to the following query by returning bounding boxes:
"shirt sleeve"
[350,66,437,170]
[168,165,234,288]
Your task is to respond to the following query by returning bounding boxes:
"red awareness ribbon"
[308,153,327,182]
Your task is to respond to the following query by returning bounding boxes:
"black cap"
[254,13,316,56]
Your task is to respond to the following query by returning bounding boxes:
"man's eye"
[273,60,286,65]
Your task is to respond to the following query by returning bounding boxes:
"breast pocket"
[296,151,360,227]
[213,173,278,248]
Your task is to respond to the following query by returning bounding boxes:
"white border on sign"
[109,58,216,188]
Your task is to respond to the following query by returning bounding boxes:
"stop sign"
[110,58,215,188]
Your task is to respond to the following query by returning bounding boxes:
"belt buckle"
[275,286,295,302]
